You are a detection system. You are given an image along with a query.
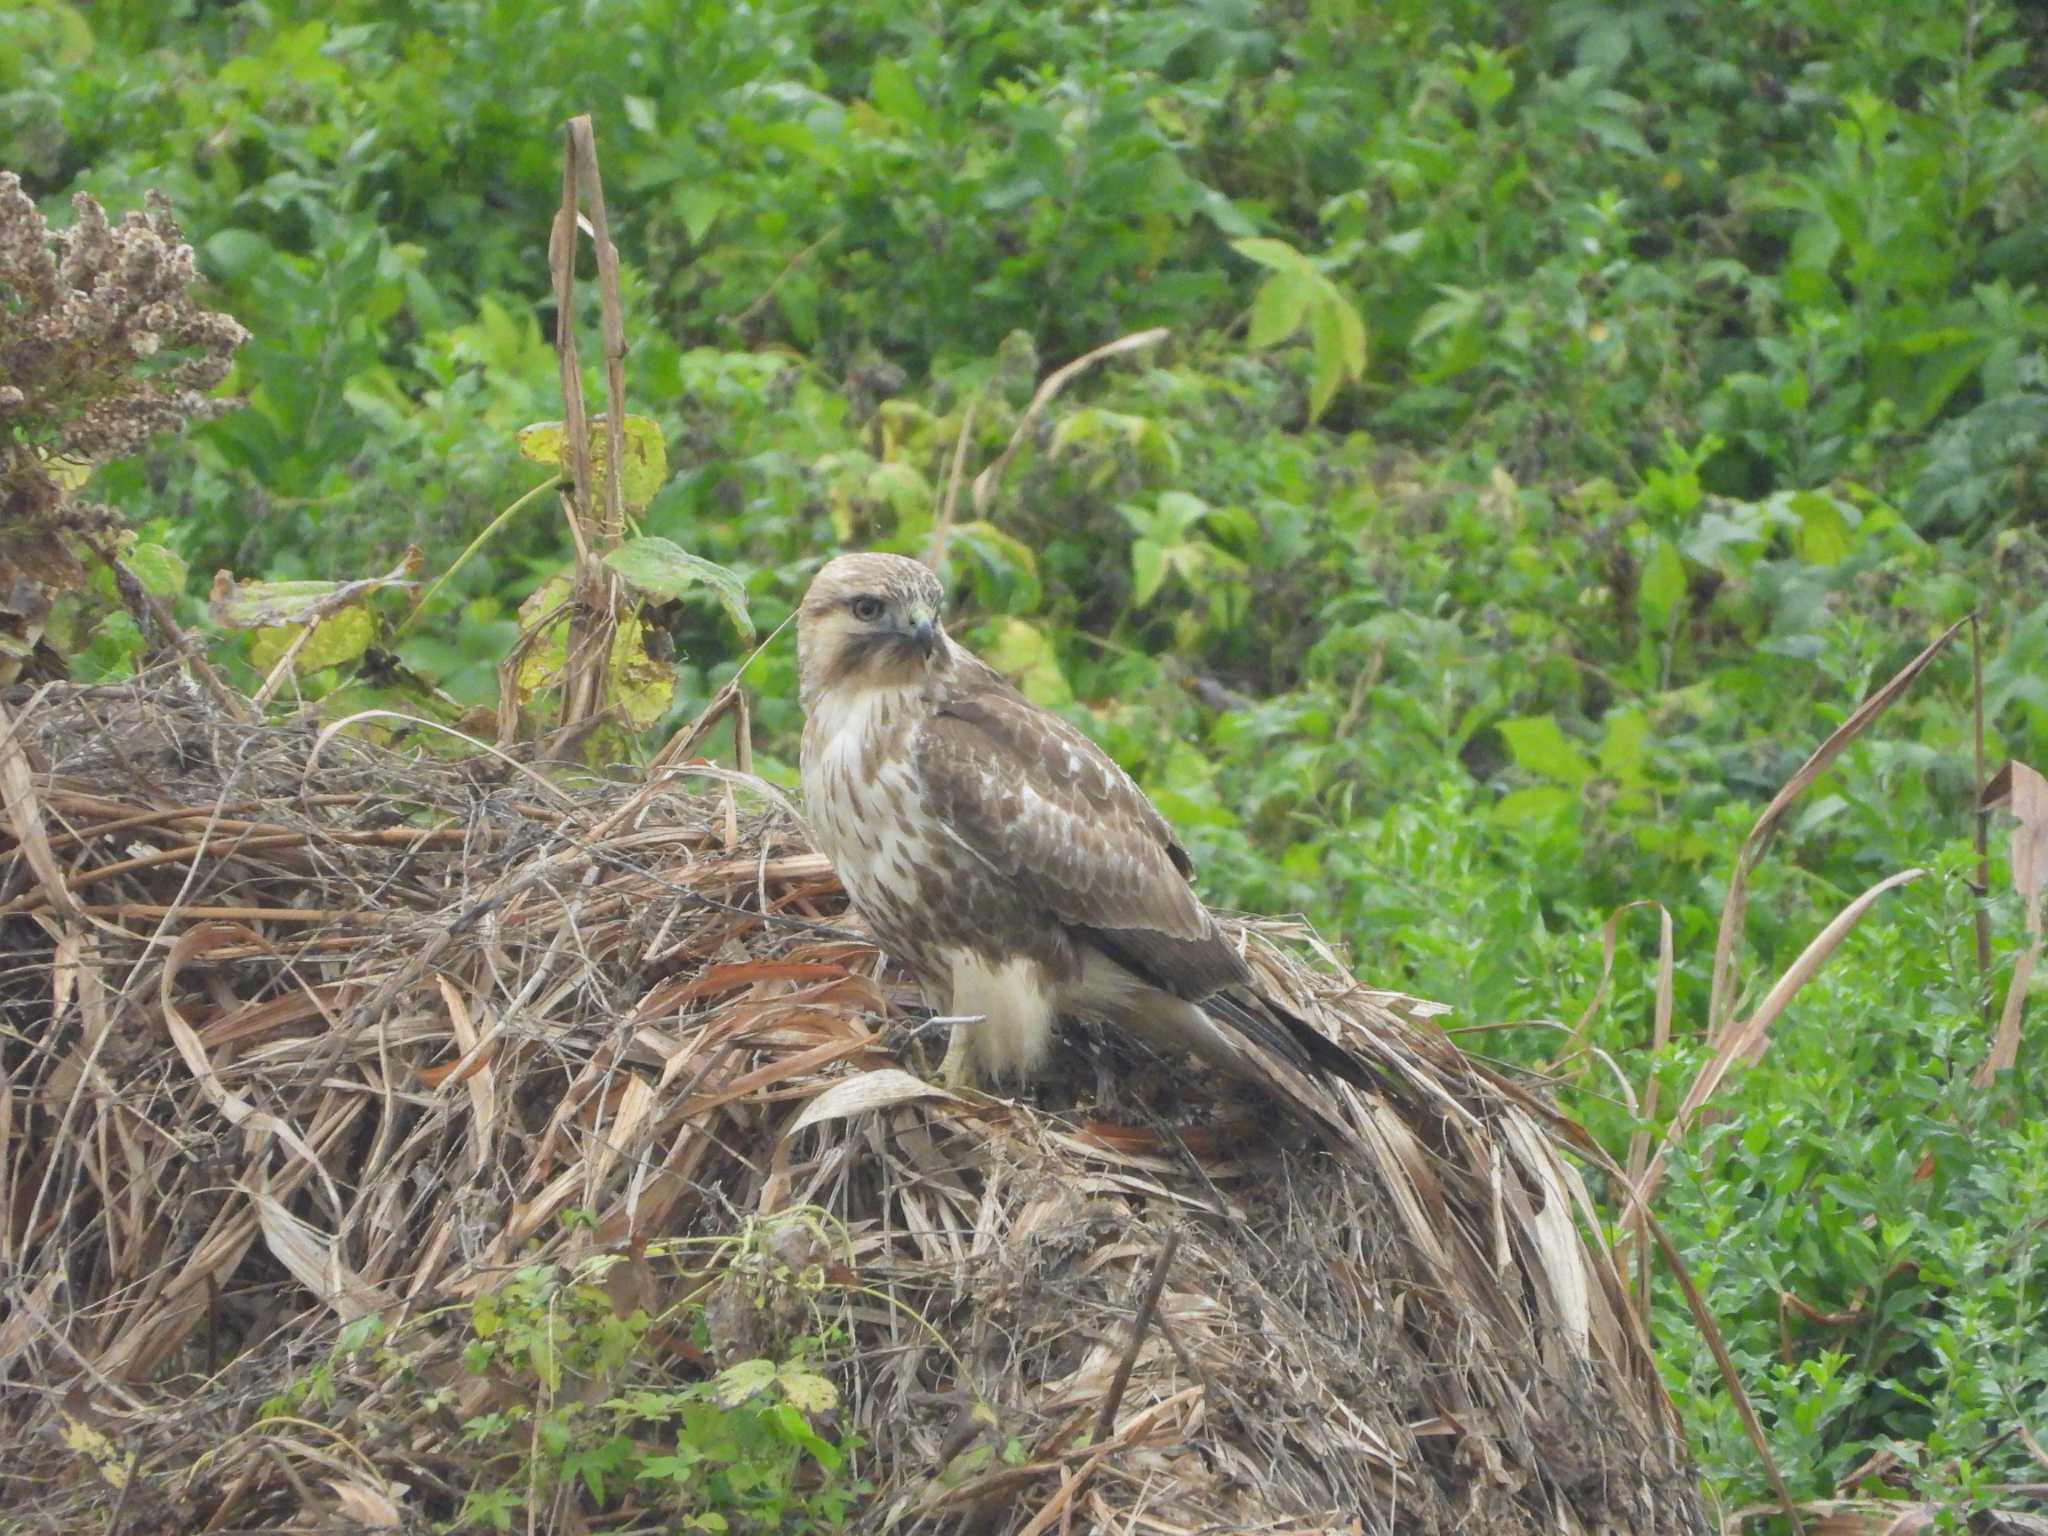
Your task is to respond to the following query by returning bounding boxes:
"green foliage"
[263,1249,863,1534]
[452,1261,858,1533]
[20,0,2048,1521]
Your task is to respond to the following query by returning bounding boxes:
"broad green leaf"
[1247,269,1314,348]
[866,460,931,519]
[604,538,754,640]
[712,1358,777,1407]
[1411,285,1483,350]
[1599,708,1650,785]
[1793,492,1853,566]
[202,228,272,281]
[1499,715,1594,787]
[870,57,927,128]
[1637,537,1687,630]
[675,186,726,244]
[1198,188,1257,238]
[1230,236,1307,273]
[514,574,574,710]
[517,414,669,513]
[980,617,1073,707]
[1309,301,1347,421]
[1153,490,1211,536]
[529,1328,558,1394]
[949,521,1044,612]
[1131,540,1169,607]
[1331,289,1367,375]
[1493,786,1574,825]
[248,608,375,674]
[124,542,187,598]
[610,611,676,728]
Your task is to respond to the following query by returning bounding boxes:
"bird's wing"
[913,665,1250,998]
[916,663,1377,1095]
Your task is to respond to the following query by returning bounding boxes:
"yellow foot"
[934,1014,982,1091]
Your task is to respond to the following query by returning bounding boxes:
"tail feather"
[1202,986,1377,1092]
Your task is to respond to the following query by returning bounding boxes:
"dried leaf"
[325,1479,405,1528]
[786,1069,961,1135]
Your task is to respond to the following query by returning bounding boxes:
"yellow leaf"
[517,414,668,513]
[59,1414,132,1489]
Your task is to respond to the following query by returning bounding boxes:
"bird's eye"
[850,595,885,622]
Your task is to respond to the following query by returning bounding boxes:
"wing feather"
[914,664,1250,998]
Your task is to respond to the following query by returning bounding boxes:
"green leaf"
[1637,537,1687,630]
[1493,785,1575,825]
[1309,301,1347,421]
[604,539,754,640]
[1131,540,1169,607]
[607,611,677,728]
[124,542,187,598]
[980,617,1072,707]
[675,186,726,244]
[530,1327,558,1395]
[1330,288,1367,376]
[1498,715,1594,787]
[248,608,375,674]
[870,57,927,128]
[517,414,669,514]
[1247,269,1314,348]
[203,228,272,281]
[712,1358,777,1407]
[1598,708,1651,785]
[514,574,574,710]
[1792,492,1854,566]
[1230,236,1308,273]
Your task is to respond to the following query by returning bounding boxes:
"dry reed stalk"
[1707,618,1964,1039]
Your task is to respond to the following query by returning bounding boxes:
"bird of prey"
[796,552,1370,1101]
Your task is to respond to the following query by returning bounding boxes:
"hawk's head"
[797,553,951,703]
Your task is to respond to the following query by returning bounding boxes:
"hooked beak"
[909,617,938,658]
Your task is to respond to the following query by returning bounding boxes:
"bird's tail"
[1201,986,1377,1093]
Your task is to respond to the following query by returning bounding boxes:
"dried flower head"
[0,175,248,676]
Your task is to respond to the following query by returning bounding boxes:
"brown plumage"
[797,552,1370,1099]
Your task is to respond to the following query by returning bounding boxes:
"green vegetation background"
[9,0,2046,1520]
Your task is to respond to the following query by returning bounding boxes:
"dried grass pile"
[0,677,1707,1533]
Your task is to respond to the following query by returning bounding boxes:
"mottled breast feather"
[914,659,1254,1001]
[801,675,1068,999]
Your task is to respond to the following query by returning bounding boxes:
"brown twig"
[969,329,1170,520]
[725,225,842,333]
[1707,618,1964,1039]
[925,393,982,571]
[542,114,621,737]
[1096,1227,1180,1444]
[86,537,251,724]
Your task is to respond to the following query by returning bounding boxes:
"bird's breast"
[801,688,947,965]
